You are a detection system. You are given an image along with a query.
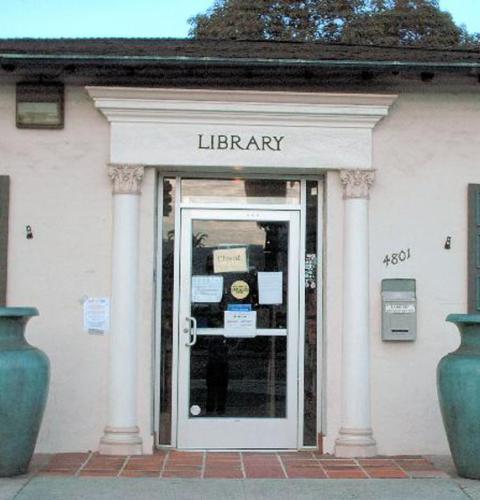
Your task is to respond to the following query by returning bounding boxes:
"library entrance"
[158,177,321,450]
[178,208,299,449]
[87,87,395,456]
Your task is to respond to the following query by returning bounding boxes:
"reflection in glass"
[190,337,286,418]
[304,181,318,446]
[189,218,289,418]
[159,178,175,445]
[181,178,300,205]
[191,220,289,329]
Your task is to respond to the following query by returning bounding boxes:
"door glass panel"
[159,178,176,445]
[182,178,300,205]
[190,337,286,418]
[304,181,318,446]
[188,218,289,418]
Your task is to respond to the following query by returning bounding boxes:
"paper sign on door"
[258,272,283,305]
[213,247,248,273]
[224,311,256,337]
[191,275,224,303]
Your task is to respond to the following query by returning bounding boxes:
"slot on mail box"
[381,279,416,342]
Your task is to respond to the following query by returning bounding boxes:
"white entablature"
[87,87,397,170]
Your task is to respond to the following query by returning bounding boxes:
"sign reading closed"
[213,247,248,273]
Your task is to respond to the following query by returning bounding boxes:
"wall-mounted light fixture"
[16,82,64,129]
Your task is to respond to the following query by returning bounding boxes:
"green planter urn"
[437,314,480,479]
[0,307,49,477]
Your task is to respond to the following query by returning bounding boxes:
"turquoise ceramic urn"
[0,307,49,477]
[437,314,480,479]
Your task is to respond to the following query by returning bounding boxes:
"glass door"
[177,209,300,449]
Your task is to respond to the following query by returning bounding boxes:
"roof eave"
[1,53,480,71]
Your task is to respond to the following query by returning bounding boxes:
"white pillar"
[99,164,144,455]
[335,169,377,458]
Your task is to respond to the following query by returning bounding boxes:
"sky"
[0,0,478,39]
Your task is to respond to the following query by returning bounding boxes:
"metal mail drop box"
[381,279,416,341]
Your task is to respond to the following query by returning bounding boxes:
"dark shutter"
[468,184,480,313]
[0,176,9,306]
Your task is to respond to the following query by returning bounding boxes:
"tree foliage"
[189,0,479,48]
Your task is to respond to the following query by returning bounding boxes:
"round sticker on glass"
[190,405,201,416]
[231,280,250,300]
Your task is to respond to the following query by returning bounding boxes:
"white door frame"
[176,208,300,449]
[153,175,324,450]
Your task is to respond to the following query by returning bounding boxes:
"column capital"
[339,169,375,200]
[108,164,144,195]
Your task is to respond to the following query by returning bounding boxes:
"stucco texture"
[0,85,111,452]
[1,84,479,455]
[369,91,479,454]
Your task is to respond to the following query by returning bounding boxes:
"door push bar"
[184,316,198,347]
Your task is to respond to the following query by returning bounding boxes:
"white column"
[335,169,377,458]
[99,164,144,455]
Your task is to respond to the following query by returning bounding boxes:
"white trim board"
[87,87,397,171]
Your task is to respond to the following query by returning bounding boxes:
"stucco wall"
[0,85,112,452]
[371,91,480,454]
[323,90,480,455]
[1,83,479,454]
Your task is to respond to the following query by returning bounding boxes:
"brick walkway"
[38,452,448,479]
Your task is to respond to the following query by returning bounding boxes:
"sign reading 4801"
[383,248,411,267]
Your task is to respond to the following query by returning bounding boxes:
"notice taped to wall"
[83,297,110,333]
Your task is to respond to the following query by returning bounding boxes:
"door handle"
[185,316,198,347]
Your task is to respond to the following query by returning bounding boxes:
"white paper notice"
[83,297,110,333]
[224,311,257,337]
[191,275,224,303]
[213,247,248,273]
[258,272,283,305]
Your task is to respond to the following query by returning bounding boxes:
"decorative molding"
[87,87,398,129]
[99,426,143,455]
[108,164,144,195]
[335,427,377,458]
[340,169,375,199]
[88,87,397,170]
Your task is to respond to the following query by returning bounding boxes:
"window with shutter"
[468,184,480,313]
[0,176,9,306]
